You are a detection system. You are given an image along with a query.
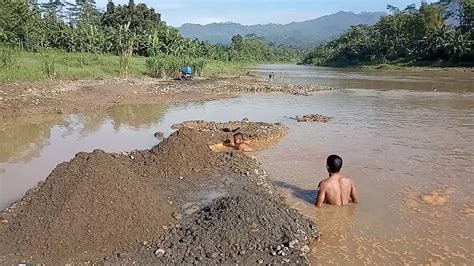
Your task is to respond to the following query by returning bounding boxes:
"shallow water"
[1,65,473,264]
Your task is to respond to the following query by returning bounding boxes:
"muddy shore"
[0,75,331,120]
[0,121,319,264]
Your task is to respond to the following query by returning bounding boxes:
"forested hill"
[177,11,386,48]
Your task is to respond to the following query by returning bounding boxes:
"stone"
[154,248,166,257]
[288,239,298,248]
[301,245,310,253]
[172,212,183,220]
[154,132,164,139]
[257,259,264,264]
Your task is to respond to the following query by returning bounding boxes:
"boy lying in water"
[316,155,358,207]
[233,132,255,152]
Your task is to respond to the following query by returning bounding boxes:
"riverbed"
[1,65,473,264]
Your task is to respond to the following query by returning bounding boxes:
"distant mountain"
[177,11,386,48]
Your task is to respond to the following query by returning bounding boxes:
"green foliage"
[119,55,129,76]
[0,47,15,68]
[303,2,474,67]
[42,59,56,79]
[0,0,300,83]
[146,56,207,79]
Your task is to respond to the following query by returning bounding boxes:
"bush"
[42,59,56,79]
[146,56,207,79]
[0,47,15,68]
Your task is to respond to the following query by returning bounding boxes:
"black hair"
[326,155,343,173]
[234,132,244,139]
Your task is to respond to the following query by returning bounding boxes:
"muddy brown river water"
[1,65,473,264]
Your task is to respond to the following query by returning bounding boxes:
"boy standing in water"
[315,155,358,207]
[233,133,255,152]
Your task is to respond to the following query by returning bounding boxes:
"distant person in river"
[315,155,358,207]
[233,133,255,152]
[269,72,275,81]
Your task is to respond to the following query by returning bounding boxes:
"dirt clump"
[171,119,289,147]
[292,114,330,123]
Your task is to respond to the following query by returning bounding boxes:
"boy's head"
[326,155,343,174]
[233,133,244,145]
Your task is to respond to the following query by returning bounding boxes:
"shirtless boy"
[233,133,255,152]
[315,155,358,207]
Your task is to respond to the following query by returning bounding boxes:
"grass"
[0,48,248,84]
[203,60,249,78]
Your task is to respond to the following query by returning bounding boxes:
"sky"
[94,0,437,27]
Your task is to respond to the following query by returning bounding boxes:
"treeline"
[0,0,302,78]
[302,1,474,67]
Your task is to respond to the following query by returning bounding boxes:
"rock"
[289,239,299,248]
[154,248,166,257]
[292,114,330,123]
[154,132,164,139]
[301,245,310,253]
[172,212,183,220]
[118,252,129,259]
[1,220,8,224]
[179,176,184,180]
[257,259,264,264]
[209,252,218,259]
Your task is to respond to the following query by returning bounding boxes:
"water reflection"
[0,116,67,163]
[0,104,168,210]
[252,64,474,93]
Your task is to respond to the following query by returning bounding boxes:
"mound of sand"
[148,127,219,177]
[0,150,172,263]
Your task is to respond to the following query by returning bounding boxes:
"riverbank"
[0,49,249,83]
[0,121,319,264]
[0,75,331,120]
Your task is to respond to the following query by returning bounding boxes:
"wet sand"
[0,75,330,120]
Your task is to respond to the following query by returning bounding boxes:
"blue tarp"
[182,66,192,75]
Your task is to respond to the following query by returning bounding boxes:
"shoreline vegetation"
[0,48,251,83]
[0,0,302,84]
[301,1,474,69]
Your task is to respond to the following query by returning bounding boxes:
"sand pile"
[147,127,219,178]
[0,150,172,263]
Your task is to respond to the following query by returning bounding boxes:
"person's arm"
[350,181,359,204]
[238,143,255,152]
[315,182,326,207]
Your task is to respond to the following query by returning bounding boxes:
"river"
[1,65,473,264]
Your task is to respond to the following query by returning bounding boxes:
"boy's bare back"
[315,174,358,207]
[315,155,358,207]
